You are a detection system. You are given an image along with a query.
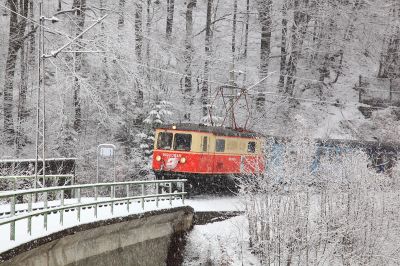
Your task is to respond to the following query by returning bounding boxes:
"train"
[152,123,400,193]
[152,123,265,192]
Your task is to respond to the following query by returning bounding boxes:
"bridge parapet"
[0,206,194,266]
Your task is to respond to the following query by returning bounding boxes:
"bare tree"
[238,138,400,265]
[72,0,86,133]
[378,0,400,79]
[135,1,144,107]
[183,0,196,121]
[256,0,272,109]
[284,0,310,96]
[3,0,29,144]
[118,0,125,28]
[201,0,213,118]
[279,0,288,90]
[243,0,250,58]
[28,0,34,65]
[231,0,238,56]
[165,0,174,39]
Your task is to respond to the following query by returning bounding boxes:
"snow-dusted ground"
[184,196,261,265]
[183,215,260,266]
[186,195,245,212]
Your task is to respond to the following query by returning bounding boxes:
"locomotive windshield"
[157,132,173,150]
[174,134,192,151]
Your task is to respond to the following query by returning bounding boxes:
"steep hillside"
[0,0,399,178]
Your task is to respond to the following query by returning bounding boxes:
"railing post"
[71,174,75,198]
[156,183,159,207]
[60,190,64,225]
[182,182,185,205]
[28,193,32,235]
[141,184,145,210]
[126,184,130,212]
[77,188,81,221]
[169,182,172,206]
[110,185,114,215]
[44,192,48,230]
[94,186,98,218]
[10,195,16,240]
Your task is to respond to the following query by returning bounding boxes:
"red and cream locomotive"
[152,123,265,192]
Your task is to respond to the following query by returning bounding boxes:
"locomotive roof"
[156,123,261,138]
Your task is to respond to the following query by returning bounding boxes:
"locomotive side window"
[248,141,256,153]
[216,139,225,152]
[157,132,173,150]
[174,134,192,151]
[202,136,208,152]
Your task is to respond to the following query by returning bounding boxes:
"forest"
[0,0,399,179]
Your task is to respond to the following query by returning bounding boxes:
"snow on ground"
[183,215,260,266]
[186,195,244,212]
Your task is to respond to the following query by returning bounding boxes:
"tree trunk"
[72,0,86,133]
[16,41,28,153]
[278,0,288,90]
[166,0,175,39]
[3,0,28,143]
[28,0,35,66]
[146,0,151,63]
[379,1,400,78]
[284,0,310,96]
[118,0,125,28]
[201,0,213,118]
[183,0,196,121]
[256,0,272,109]
[99,0,109,88]
[16,0,29,152]
[243,0,250,58]
[231,0,238,56]
[135,2,144,107]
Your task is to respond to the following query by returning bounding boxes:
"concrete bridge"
[0,180,194,266]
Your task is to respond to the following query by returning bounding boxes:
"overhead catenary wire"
[0,2,75,41]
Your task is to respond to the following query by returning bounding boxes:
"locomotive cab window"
[174,134,192,151]
[216,139,225,152]
[157,132,173,150]
[248,141,256,153]
[202,136,208,152]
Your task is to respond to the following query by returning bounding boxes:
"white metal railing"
[0,179,186,241]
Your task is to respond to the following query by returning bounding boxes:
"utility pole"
[34,1,45,191]
[228,64,236,128]
[34,3,108,192]
[228,0,238,129]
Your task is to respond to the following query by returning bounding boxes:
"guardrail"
[0,179,186,241]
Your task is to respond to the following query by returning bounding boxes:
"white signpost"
[96,144,116,183]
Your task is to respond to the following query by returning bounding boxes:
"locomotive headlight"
[155,155,161,161]
[180,157,186,164]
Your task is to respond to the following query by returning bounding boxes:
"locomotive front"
[152,125,202,179]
